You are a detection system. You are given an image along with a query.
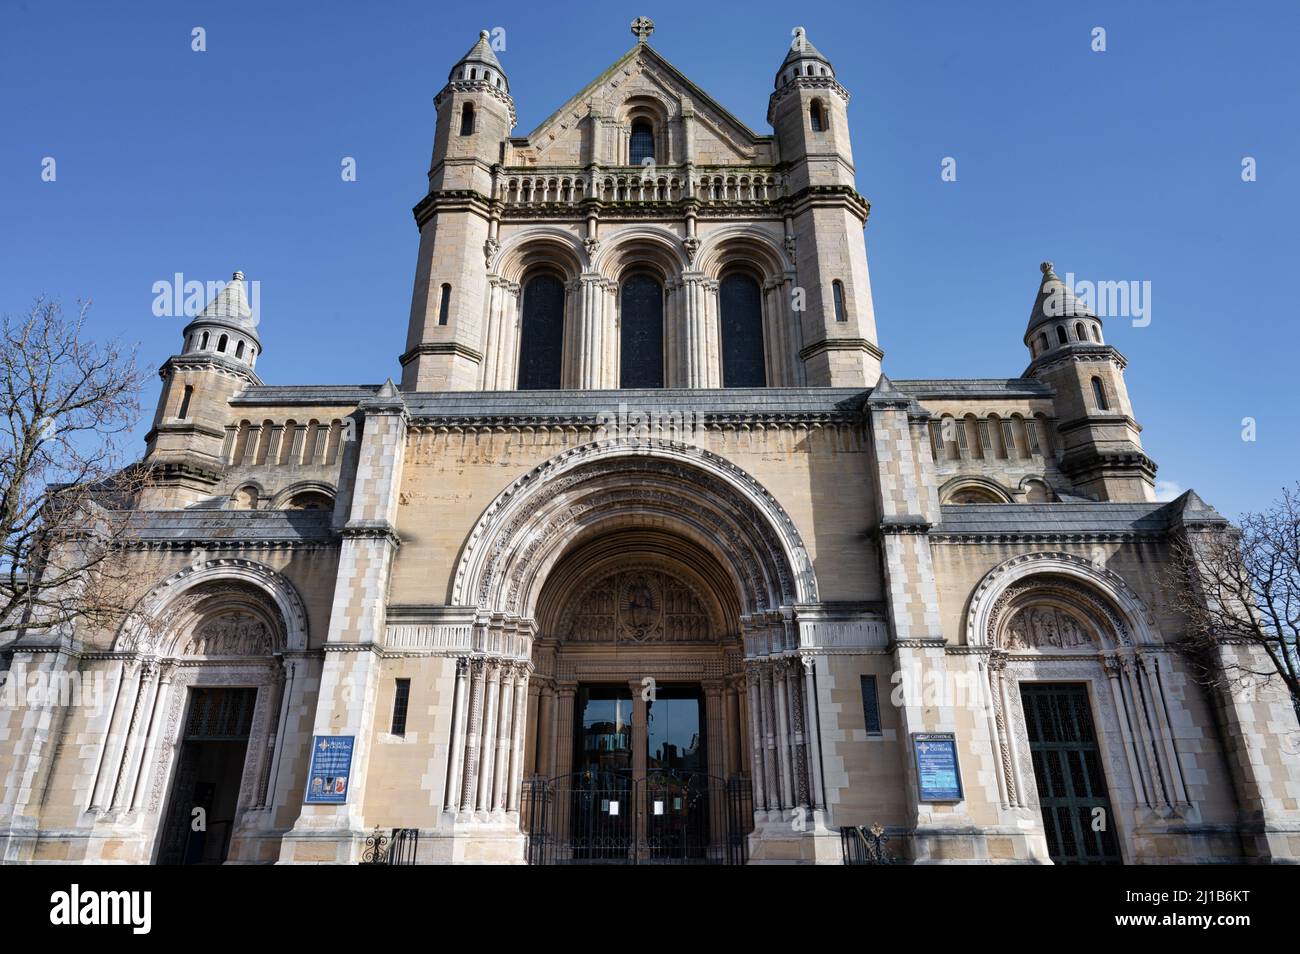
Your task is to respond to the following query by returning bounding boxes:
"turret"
[767,27,881,387]
[141,271,261,507]
[1023,261,1156,501]
[403,31,516,391]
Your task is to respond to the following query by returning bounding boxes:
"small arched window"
[810,99,827,132]
[235,340,245,358]
[832,280,847,322]
[217,334,228,352]
[438,284,452,325]
[200,331,209,349]
[460,103,475,136]
[1036,332,1049,354]
[469,68,477,80]
[630,120,655,165]
[1092,376,1109,411]
[1074,322,1086,341]
[1056,326,1068,346]
[1091,323,1101,342]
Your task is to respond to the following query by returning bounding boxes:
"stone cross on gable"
[631,16,655,43]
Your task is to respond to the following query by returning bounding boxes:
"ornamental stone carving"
[184,612,275,656]
[561,567,714,643]
[1002,605,1095,651]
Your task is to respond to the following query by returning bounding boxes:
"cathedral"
[3,20,1298,865]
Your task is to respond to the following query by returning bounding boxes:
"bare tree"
[1169,484,1300,707]
[0,297,153,640]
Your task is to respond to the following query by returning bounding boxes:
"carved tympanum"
[183,612,274,656]
[1002,604,1095,651]
[563,568,713,643]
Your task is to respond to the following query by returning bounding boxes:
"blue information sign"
[913,732,963,802]
[305,735,355,804]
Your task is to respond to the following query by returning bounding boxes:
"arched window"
[235,340,245,358]
[516,273,566,390]
[1056,326,1068,346]
[1074,322,1086,341]
[810,99,827,132]
[438,283,452,325]
[200,331,209,349]
[460,103,475,136]
[620,273,664,388]
[1036,332,1049,354]
[832,280,847,322]
[719,273,766,387]
[629,120,655,165]
[1092,376,1109,410]
[217,334,228,352]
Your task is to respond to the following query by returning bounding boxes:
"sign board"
[305,735,355,804]
[912,732,963,802]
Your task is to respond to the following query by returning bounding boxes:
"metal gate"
[522,770,753,865]
[1021,683,1122,864]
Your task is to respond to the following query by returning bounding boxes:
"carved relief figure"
[1003,605,1095,651]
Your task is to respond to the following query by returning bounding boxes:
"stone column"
[703,680,725,780]
[800,654,826,811]
[746,666,767,812]
[629,679,648,781]
[759,665,780,815]
[460,658,487,815]
[507,667,530,813]
[723,683,740,778]
[553,686,576,779]
[573,273,609,389]
[444,658,470,814]
[477,662,502,814]
[679,272,722,388]
[773,663,794,810]
[90,660,138,811]
[131,661,177,812]
[492,665,516,813]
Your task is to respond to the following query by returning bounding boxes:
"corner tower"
[1023,261,1156,501]
[141,271,262,507]
[768,27,881,387]
[402,31,517,391]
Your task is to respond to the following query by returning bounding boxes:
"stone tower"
[767,27,881,387]
[141,271,262,508]
[402,31,517,391]
[1022,261,1156,501]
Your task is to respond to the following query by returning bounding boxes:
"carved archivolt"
[964,551,1156,650]
[115,558,309,655]
[454,439,817,618]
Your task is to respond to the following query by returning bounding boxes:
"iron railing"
[360,827,420,865]
[840,824,897,865]
[523,771,753,865]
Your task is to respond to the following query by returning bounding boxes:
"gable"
[511,44,770,167]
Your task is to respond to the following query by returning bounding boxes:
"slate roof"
[125,509,335,544]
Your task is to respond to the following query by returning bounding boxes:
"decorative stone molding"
[116,557,310,655]
[452,439,818,619]
[964,551,1156,650]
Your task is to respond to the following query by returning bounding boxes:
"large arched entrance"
[448,439,823,863]
[524,527,750,863]
[108,559,308,865]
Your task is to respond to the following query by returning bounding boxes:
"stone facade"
[2,21,1298,865]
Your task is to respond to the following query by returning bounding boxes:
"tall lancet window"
[517,273,566,390]
[620,273,664,388]
[629,120,655,165]
[719,273,766,387]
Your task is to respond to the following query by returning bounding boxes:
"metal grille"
[1021,683,1122,864]
[619,274,664,388]
[719,273,766,387]
[183,687,257,741]
[361,828,420,865]
[523,771,752,865]
[517,273,565,389]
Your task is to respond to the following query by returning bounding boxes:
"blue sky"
[2,1,1296,518]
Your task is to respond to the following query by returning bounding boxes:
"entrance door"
[645,687,708,861]
[1021,683,1122,864]
[156,687,257,865]
[570,686,634,861]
